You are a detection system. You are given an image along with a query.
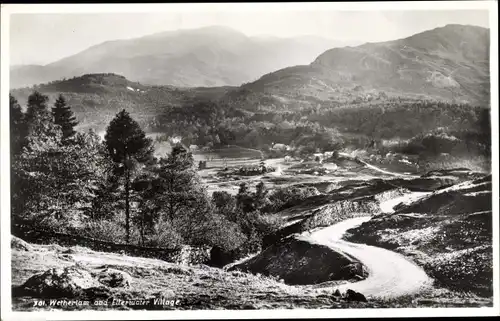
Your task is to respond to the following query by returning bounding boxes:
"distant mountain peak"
[144,25,248,40]
[10,27,341,89]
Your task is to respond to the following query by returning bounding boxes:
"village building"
[271,143,291,151]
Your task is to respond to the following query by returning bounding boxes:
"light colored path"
[378,191,430,213]
[299,217,433,299]
[338,152,419,178]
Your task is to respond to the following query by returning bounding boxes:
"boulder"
[18,265,102,298]
[83,286,112,299]
[344,289,368,302]
[338,262,368,280]
[97,267,132,288]
[151,289,176,299]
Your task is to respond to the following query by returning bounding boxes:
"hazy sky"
[9,9,490,66]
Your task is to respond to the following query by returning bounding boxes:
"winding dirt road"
[338,152,419,178]
[300,217,433,299]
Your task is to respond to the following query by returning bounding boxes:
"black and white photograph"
[1,2,498,319]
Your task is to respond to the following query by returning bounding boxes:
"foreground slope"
[11,232,492,310]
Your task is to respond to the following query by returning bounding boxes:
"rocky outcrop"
[96,267,132,288]
[229,236,368,285]
[386,177,457,191]
[15,266,107,299]
[13,264,139,300]
[394,176,492,216]
[344,289,368,302]
[331,288,368,302]
[422,168,486,180]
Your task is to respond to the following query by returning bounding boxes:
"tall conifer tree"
[52,94,78,139]
[104,109,153,242]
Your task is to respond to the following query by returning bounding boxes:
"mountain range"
[10,26,357,89]
[10,24,491,137]
[226,24,490,109]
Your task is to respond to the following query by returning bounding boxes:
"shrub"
[264,186,320,213]
[195,213,248,252]
[34,215,71,234]
[146,219,184,249]
[81,219,127,243]
[248,212,284,236]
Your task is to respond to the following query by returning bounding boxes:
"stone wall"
[11,224,211,265]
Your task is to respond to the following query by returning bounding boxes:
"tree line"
[148,98,489,159]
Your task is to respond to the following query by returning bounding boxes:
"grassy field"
[193,145,263,161]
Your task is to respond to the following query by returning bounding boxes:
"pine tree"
[236,182,254,213]
[134,145,215,245]
[104,109,154,243]
[253,181,270,211]
[12,129,109,228]
[52,94,78,139]
[25,91,51,125]
[165,144,194,171]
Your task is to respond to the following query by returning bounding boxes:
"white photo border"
[1,1,498,319]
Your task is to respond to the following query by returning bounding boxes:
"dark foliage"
[52,94,79,139]
[104,109,154,242]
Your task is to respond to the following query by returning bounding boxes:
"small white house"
[272,143,288,151]
[399,159,412,165]
[189,144,199,151]
[324,151,337,158]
